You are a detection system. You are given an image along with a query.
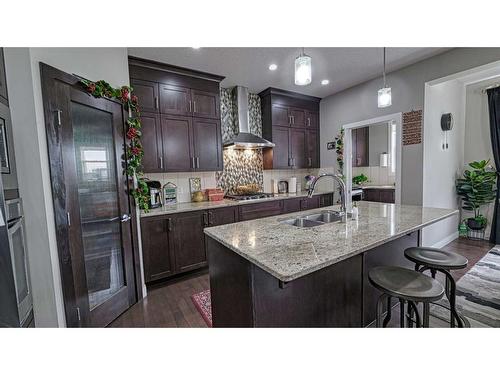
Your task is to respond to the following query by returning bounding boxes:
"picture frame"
[0,117,10,174]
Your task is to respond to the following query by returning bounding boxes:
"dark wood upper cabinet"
[260,88,321,170]
[272,105,290,126]
[290,128,307,168]
[192,117,222,171]
[352,127,369,167]
[307,129,320,168]
[191,89,219,119]
[306,111,319,128]
[140,113,163,173]
[159,84,191,116]
[130,78,158,113]
[172,211,208,273]
[290,108,306,127]
[0,48,8,105]
[141,216,175,282]
[161,115,193,172]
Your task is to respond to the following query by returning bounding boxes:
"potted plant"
[352,174,369,186]
[456,159,497,230]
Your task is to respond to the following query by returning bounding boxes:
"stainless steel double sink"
[281,210,349,228]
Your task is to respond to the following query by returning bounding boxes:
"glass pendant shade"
[294,53,312,86]
[378,87,392,108]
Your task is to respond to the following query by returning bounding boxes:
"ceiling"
[128,47,451,98]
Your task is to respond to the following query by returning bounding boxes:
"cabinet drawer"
[238,200,283,221]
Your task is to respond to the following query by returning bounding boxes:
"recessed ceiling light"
[269,64,278,71]
[192,47,200,49]
[321,79,330,85]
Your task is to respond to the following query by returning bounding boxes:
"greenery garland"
[80,79,150,212]
[334,128,344,175]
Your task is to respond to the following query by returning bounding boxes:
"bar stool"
[404,247,468,328]
[369,266,445,327]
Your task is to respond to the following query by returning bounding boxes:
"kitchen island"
[204,201,458,327]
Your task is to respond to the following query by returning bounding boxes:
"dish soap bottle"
[352,202,359,220]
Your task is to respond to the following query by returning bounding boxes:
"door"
[272,105,290,127]
[159,84,191,116]
[130,79,158,113]
[192,118,222,171]
[191,89,219,119]
[352,128,358,167]
[141,216,175,282]
[140,113,163,173]
[272,126,290,169]
[0,48,8,104]
[306,129,319,168]
[41,64,136,327]
[172,211,208,273]
[290,128,307,168]
[161,115,193,172]
[289,108,306,127]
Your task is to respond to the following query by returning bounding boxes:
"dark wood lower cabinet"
[363,188,395,203]
[141,194,333,283]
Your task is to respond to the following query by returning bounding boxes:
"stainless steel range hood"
[223,86,275,149]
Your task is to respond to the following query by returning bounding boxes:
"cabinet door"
[208,206,238,226]
[363,189,380,202]
[159,84,191,116]
[272,126,291,169]
[172,211,208,273]
[300,195,320,211]
[356,127,369,167]
[130,79,158,113]
[319,193,334,207]
[272,105,290,127]
[290,128,307,168]
[191,89,219,119]
[141,216,175,282]
[140,113,163,173]
[290,108,306,127]
[352,129,358,167]
[0,48,7,104]
[282,198,302,214]
[192,118,222,171]
[306,129,319,168]
[238,200,283,221]
[161,115,194,172]
[379,189,395,203]
[306,111,319,128]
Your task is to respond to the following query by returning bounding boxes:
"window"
[388,121,397,176]
[80,147,110,181]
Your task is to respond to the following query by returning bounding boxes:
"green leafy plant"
[334,129,344,174]
[456,159,497,229]
[353,174,369,185]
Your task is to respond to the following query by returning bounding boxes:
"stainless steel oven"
[5,198,33,326]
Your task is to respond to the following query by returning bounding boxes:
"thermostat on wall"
[440,113,453,150]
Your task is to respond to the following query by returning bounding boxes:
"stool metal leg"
[399,299,405,328]
[408,301,421,328]
[376,294,385,328]
[423,302,430,327]
[383,296,392,327]
[441,269,463,328]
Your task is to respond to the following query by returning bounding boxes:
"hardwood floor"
[109,238,494,328]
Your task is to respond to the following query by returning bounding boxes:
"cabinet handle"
[159,156,163,169]
[189,101,192,112]
[288,158,291,166]
[193,101,197,113]
[307,117,311,127]
[203,212,209,226]
[154,97,159,109]
[308,157,312,167]
[196,157,200,169]
[191,157,195,169]
[208,211,214,225]
[166,218,173,232]
[288,115,292,125]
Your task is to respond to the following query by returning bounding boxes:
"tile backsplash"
[352,166,395,186]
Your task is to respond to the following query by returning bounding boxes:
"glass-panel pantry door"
[41,63,136,327]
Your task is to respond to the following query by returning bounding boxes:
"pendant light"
[295,48,312,86]
[378,47,392,108]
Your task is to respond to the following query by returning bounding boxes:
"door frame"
[40,63,142,327]
[342,112,403,211]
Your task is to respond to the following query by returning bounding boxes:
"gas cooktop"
[225,193,275,201]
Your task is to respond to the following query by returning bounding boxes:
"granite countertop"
[204,201,458,282]
[140,190,334,217]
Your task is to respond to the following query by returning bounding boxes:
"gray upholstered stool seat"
[404,247,468,328]
[404,247,468,270]
[369,266,445,327]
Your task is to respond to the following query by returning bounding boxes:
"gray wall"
[320,48,500,205]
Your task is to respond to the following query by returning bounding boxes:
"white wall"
[4,47,130,327]
[320,48,500,206]
[422,80,465,246]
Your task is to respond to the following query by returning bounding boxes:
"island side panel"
[362,231,419,326]
[251,255,363,327]
[206,236,255,327]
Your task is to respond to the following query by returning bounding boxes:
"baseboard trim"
[431,231,459,248]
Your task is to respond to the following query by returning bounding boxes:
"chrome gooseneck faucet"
[307,173,347,215]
